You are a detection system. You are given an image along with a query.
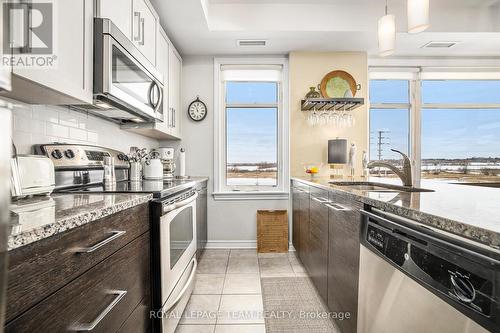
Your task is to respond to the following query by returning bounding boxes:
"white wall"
[10,101,159,154]
[160,56,289,248]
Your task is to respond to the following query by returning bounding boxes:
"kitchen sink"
[329,181,435,193]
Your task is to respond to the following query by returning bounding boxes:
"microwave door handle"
[148,82,163,118]
[140,18,145,46]
[133,12,141,41]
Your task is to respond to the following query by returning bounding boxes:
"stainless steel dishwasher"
[358,208,499,333]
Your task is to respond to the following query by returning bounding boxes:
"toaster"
[11,155,55,198]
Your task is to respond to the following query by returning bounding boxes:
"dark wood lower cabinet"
[327,194,362,333]
[309,195,329,303]
[6,203,150,323]
[196,181,208,259]
[297,186,310,270]
[6,204,151,332]
[292,186,301,253]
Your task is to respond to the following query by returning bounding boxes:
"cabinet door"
[298,188,310,269]
[98,0,133,39]
[155,29,170,134]
[196,185,208,259]
[132,0,157,66]
[327,194,362,333]
[292,187,300,252]
[309,195,329,303]
[168,46,182,138]
[12,0,93,104]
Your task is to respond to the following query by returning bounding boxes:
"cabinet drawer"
[6,232,150,332]
[7,203,149,322]
[292,180,309,193]
[309,186,328,200]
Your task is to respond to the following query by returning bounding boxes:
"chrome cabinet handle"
[140,18,145,45]
[164,258,197,313]
[326,203,351,211]
[173,108,176,127]
[311,197,328,203]
[74,231,126,253]
[133,12,141,41]
[70,290,127,331]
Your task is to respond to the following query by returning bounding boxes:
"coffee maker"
[157,147,176,180]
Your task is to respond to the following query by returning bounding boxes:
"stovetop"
[56,179,196,199]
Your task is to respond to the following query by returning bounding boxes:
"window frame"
[213,57,289,200]
[369,68,500,186]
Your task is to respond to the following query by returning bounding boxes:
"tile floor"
[176,249,307,333]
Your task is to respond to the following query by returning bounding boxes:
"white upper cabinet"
[4,0,93,104]
[96,0,158,67]
[168,45,182,139]
[131,0,158,67]
[98,0,133,38]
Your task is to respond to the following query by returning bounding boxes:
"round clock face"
[188,100,207,121]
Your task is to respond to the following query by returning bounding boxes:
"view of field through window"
[225,82,279,186]
[370,79,500,183]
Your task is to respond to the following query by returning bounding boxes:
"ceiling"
[150,0,500,57]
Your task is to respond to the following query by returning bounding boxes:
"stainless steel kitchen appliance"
[358,208,499,333]
[11,155,55,198]
[150,189,198,333]
[35,143,198,332]
[158,147,176,180]
[74,18,164,124]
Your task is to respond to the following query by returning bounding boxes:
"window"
[214,59,288,198]
[226,82,278,186]
[369,80,410,164]
[369,73,500,184]
[421,80,500,182]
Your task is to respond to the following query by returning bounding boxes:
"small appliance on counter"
[11,153,55,199]
[158,147,176,180]
[143,150,163,180]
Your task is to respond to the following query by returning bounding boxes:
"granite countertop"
[8,177,209,251]
[292,176,500,250]
[8,193,153,251]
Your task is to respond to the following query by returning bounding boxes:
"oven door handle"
[163,257,197,313]
[163,192,198,213]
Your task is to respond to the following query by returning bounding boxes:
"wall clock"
[188,96,207,122]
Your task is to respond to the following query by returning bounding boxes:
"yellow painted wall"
[289,51,368,177]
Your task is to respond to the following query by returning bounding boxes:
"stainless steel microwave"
[87,18,164,124]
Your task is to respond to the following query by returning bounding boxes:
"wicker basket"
[257,210,288,253]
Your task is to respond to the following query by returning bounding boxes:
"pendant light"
[378,0,396,57]
[407,0,430,33]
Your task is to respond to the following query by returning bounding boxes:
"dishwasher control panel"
[362,212,499,332]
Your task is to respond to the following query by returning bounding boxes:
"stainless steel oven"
[89,18,164,123]
[151,189,198,333]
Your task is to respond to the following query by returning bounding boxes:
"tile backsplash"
[11,101,159,155]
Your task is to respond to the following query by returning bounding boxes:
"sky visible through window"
[370,80,500,160]
[226,82,278,164]
[225,81,278,186]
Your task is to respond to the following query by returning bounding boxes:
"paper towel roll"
[179,148,186,177]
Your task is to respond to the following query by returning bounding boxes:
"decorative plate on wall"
[319,70,359,98]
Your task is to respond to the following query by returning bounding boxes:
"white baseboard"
[205,240,257,249]
[205,240,296,250]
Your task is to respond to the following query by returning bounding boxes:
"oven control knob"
[64,149,75,159]
[51,149,63,159]
[450,274,476,303]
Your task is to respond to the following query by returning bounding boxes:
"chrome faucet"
[367,149,413,187]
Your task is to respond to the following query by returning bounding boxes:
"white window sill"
[212,191,289,201]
